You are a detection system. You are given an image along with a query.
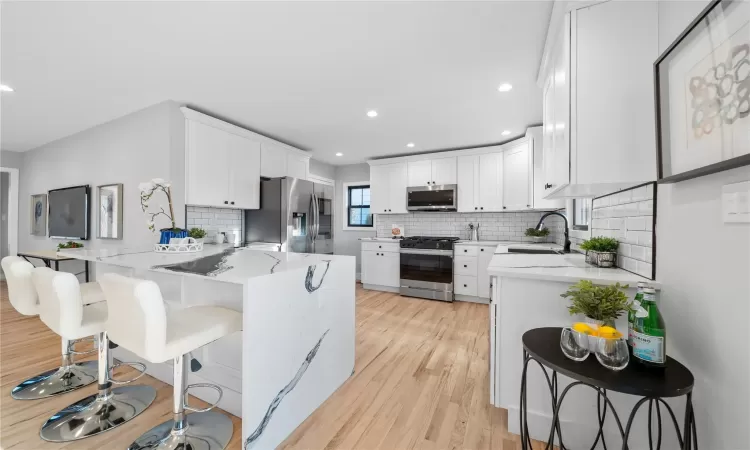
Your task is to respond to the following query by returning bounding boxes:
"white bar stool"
[1,256,99,400]
[99,273,242,450]
[31,267,157,442]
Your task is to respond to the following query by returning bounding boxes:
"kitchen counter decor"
[524,227,550,243]
[139,178,188,246]
[153,237,204,253]
[580,236,618,268]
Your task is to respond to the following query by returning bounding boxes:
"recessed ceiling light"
[335,152,343,157]
[0,84,14,92]
[406,143,415,148]
[366,110,378,118]
[497,83,513,92]
[502,130,511,136]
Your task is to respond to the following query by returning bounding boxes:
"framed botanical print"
[97,183,123,239]
[30,194,47,236]
[655,0,750,183]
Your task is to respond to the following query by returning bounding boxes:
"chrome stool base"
[40,384,156,442]
[11,361,98,400]
[127,411,233,450]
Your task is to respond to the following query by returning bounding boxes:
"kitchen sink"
[507,248,564,255]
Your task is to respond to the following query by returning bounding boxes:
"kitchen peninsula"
[57,245,355,450]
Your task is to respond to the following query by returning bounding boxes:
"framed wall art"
[97,183,123,239]
[30,193,47,236]
[655,0,749,183]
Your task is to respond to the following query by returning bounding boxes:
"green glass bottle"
[627,282,647,355]
[632,287,666,368]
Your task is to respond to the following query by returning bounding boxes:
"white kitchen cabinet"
[226,132,261,209]
[528,127,565,210]
[407,157,456,187]
[539,2,658,198]
[503,142,532,211]
[185,118,260,209]
[361,249,399,289]
[478,152,504,212]
[456,155,479,213]
[453,243,495,303]
[260,142,287,178]
[371,162,407,214]
[287,153,309,180]
[477,245,495,299]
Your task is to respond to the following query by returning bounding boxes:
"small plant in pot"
[580,236,619,267]
[188,227,207,244]
[562,280,631,348]
[525,227,550,243]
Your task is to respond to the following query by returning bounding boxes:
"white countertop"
[57,245,351,285]
[358,237,402,242]
[487,250,659,287]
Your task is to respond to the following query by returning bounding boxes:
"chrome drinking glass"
[560,327,590,361]
[595,337,629,371]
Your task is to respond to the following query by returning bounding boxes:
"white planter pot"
[530,236,548,243]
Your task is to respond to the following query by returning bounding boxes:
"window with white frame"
[342,181,373,230]
[572,198,591,230]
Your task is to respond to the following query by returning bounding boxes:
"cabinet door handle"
[527,204,530,208]
[463,264,467,268]
[464,284,467,288]
[474,207,478,210]
[388,209,391,212]
[481,248,484,252]
[480,207,484,210]
[379,245,382,248]
[231,201,235,205]
[503,206,507,210]
[384,209,387,212]
[464,249,467,253]
[224,201,229,204]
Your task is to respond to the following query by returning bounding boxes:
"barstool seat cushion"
[81,282,106,306]
[159,306,242,364]
[76,302,109,339]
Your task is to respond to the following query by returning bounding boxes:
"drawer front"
[454,256,478,276]
[455,245,478,257]
[362,242,400,253]
[478,245,496,256]
[455,275,478,296]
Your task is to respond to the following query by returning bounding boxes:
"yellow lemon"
[598,326,622,339]
[572,322,594,335]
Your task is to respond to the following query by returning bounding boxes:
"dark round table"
[520,327,697,450]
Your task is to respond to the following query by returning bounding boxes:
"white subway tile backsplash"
[186,205,243,241]
[591,183,655,279]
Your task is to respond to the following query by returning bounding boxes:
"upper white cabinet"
[502,142,532,210]
[539,1,658,198]
[184,114,260,209]
[371,162,407,214]
[456,155,479,212]
[407,157,456,187]
[528,127,565,210]
[478,152,504,212]
[260,141,310,180]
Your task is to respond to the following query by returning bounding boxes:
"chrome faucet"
[536,211,571,253]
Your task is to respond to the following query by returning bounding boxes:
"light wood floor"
[1,282,540,449]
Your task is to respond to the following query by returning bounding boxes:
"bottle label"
[632,330,665,364]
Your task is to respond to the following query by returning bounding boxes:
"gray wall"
[334,163,374,275]
[309,158,335,180]
[656,2,749,449]
[18,101,185,278]
[1,172,9,261]
[1,149,24,170]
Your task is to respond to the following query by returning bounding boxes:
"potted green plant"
[579,236,619,267]
[188,227,207,244]
[57,241,83,250]
[562,280,631,350]
[525,227,550,243]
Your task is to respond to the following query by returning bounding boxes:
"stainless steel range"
[399,236,459,302]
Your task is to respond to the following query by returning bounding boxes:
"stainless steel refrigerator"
[244,177,334,254]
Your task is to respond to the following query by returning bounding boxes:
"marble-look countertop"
[57,245,350,285]
[487,250,659,287]
[358,237,402,242]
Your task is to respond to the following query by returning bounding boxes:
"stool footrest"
[67,337,97,356]
[108,361,147,385]
[183,383,223,412]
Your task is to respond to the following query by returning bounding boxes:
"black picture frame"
[654,0,750,184]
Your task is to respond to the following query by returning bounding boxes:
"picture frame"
[655,0,750,183]
[30,193,47,236]
[97,183,123,239]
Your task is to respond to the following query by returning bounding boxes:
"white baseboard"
[362,284,400,293]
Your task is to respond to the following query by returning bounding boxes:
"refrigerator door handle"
[313,192,320,240]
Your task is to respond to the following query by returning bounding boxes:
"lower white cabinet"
[361,242,400,288]
[453,244,496,302]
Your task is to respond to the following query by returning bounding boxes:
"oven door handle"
[399,249,454,256]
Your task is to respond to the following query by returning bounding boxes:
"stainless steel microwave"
[406,184,457,211]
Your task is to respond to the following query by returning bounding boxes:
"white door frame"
[1,167,20,258]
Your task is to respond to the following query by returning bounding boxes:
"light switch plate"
[722,181,750,223]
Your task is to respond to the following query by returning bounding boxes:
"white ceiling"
[1,1,552,165]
